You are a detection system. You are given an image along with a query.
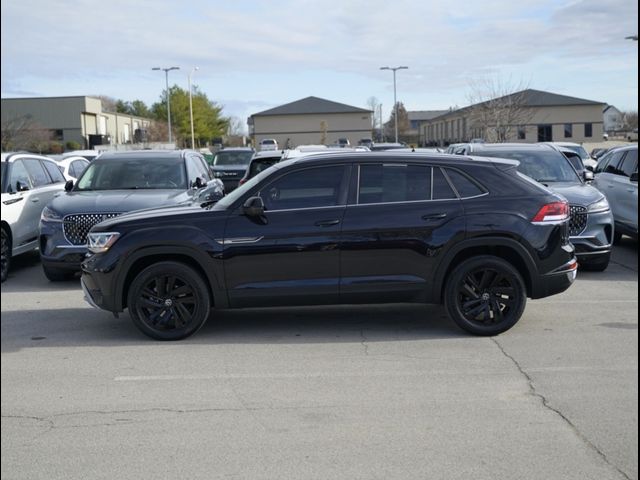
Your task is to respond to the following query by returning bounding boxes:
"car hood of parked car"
[93,203,223,231]
[48,189,193,215]
[540,182,604,205]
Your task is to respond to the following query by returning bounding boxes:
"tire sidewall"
[127,261,211,340]
[1,228,10,283]
[445,256,527,336]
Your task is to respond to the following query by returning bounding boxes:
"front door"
[223,164,351,307]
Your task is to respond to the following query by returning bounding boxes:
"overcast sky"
[1,0,638,129]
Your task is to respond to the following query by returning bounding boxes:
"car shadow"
[0,303,465,352]
[2,251,81,292]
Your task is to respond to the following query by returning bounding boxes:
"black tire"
[1,228,10,283]
[444,256,527,336]
[579,253,611,272]
[127,262,211,340]
[613,231,623,245]
[43,265,77,282]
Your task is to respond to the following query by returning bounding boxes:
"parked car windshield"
[75,159,187,191]
[474,149,581,183]
[213,150,254,166]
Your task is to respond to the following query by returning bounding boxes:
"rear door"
[339,162,466,303]
[610,149,638,230]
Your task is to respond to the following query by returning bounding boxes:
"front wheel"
[1,228,10,283]
[444,256,527,336]
[127,262,211,340]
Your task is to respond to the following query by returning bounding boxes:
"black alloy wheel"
[445,256,527,335]
[1,228,10,283]
[127,262,211,340]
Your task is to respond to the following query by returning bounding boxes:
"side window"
[444,168,486,198]
[186,155,210,184]
[620,150,638,178]
[43,160,66,183]
[598,150,624,174]
[194,155,212,180]
[433,167,457,200]
[23,158,50,187]
[71,160,89,178]
[8,160,31,192]
[260,166,347,211]
[358,164,431,204]
[605,151,626,175]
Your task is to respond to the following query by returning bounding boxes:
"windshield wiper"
[535,178,557,183]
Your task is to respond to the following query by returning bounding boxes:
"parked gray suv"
[458,143,614,271]
[592,145,638,243]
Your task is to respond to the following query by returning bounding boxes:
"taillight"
[532,201,569,223]
[238,178,246,186]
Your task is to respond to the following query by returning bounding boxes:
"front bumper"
[570,209,614,263]
[39,220,88,271]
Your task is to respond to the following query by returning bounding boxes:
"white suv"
[259,138,278,151]
[1,153,66,282]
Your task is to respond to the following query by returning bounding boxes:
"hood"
[543,182,604,206]
[48,189,192,215]
[94,203,224,230]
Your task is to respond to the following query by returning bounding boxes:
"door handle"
[422,213,447,221]
[314,219,341,227]
[30,197,40,203]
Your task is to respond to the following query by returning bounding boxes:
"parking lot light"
[152,66,180,144]
[380,66,409,143]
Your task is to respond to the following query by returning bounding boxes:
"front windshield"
[75,158,187,191]
[562,145,590,160]
[475,149,580,183]
[213,150,253,167]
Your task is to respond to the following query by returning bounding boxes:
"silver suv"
[592,145,638,243]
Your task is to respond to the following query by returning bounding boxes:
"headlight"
[87,232,121,253]
[41,206,63,222]
[588,197,610,213]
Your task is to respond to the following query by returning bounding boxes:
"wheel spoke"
[461,283,480,299]
[171,284,192,297]
[465,303,486,319]
[462,298,483,311]
[155,276,167,297]
[175,294,195,305]
[490,286,515,296]
[166,276,177,296]
[174,302,193,327]
[139,297,163,309]
[479,270,496,290]
[491,299,504,322]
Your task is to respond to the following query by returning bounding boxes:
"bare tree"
[320,120,328,145]
[622,110,638,130]
[1,116,52,152]
[227,116,246,136]
[366,96,380,135]
[466,78,535,143]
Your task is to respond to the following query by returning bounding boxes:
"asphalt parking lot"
[1,241,638,480]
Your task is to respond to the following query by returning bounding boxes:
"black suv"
[40,150,223,280]
[81,152,577,340]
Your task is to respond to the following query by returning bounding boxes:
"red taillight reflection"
[238,178,246,186]
[532,201,569,223]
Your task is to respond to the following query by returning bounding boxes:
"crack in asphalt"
[491,337,632,480]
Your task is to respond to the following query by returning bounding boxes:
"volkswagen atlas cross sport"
[39,150,223,281]
[81,152,577,340]
[456,143,615,271]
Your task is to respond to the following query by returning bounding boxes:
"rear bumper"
[531,256,578,299]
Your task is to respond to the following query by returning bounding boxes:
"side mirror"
[64,180,74,192]
[631,172,638,183]
[586,165,595,172]
[192,177,205,189]
[243,196,265,218]
[16,180,30,192]
[583,170,594,182]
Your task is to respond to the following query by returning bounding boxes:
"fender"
[112,225,228,311]
[431,236,538,301]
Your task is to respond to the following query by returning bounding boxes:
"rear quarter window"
[444,168,486,198]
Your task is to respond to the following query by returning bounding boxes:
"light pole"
[152,66,180,144]
[380,66,408,143]
[188,67,199,149]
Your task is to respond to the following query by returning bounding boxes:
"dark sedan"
[39,149,223,280]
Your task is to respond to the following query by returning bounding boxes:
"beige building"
[248,97,373,148]
[1,96,153,149]
[421,89,606,146]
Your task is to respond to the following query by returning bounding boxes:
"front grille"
[63,213,121,245]
[569,205,588,236]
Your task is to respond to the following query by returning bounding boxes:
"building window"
[517,126,526,140]
[585,123,593,138]
[52,129,64,141]
[538,125,552,142]
[564,123,573,138]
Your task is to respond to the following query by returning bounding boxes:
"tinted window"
[71,160,89,178]
[186,155,211,184]
[23,159,50,187]
[249,159,278,178]
[603,151,626,175]
[213,150,254,166]
[595,150,623,173]
[8,160,31,192]
[620,150,638,177]
[260,166,347,211]
[433,168,457,199]
[445,168,485,198]
[43,160,66,183]
[358,164,430,204]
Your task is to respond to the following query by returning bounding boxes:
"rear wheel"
[127,262,211,340]
[445,256,527,336]
[1,228,10,283]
